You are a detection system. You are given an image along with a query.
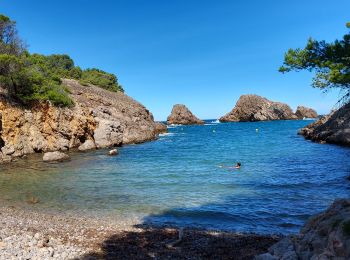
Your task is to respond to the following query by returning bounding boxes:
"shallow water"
[0,120,349,234]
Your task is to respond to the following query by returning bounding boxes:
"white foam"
[159,133,175,137]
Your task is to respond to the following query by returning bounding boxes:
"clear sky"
[2,0,350,120]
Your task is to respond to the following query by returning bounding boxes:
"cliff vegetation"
[0,14,123,107]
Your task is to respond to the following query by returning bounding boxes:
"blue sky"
[2,0,350,120]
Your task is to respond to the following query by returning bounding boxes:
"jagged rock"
[167,104,204,125]
[220,94,297,122]
[256,199,350,259]
[154,122,167,134]
[43,151,70,162]
[295,106,318,119]
[93,118,122,148]
[78,140,96,151]
[299,103,350,146]
[0,79,158,163]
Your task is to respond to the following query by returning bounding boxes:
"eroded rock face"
[299,103,350,146]
[256,199,350,260]
[219,95,297,122]
[167,104,204,125]
[43,151,70,162]
[295,106,318,119]
[0,79,159,163]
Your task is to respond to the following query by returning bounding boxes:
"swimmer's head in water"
[236,162,241,167]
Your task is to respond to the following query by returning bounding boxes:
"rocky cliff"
[0,79,159,162]
[219,94,297,122]
[256,199,350,259]
[167,104,204,125]
[299,103,350,146]
[295,105,318,119]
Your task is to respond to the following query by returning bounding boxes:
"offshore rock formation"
[154,122,167,134]
[295,105,318,119]
[0,79,159,163]
[256,199,350,259]
[167,104,204,125]
[219,94,297,122]
[299,103,350,146]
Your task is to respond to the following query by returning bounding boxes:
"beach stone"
[43,151,70,162]
[220,94,297,122]
[167,104,204,125]
[295,105,318,119]
[78,139,96,151]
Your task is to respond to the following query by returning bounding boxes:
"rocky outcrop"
[219,95,297,122]
[167,104,204,125]
[0,79,159,163]
[43,151,70,162]
[154,122,167,134]
[299,103,350,146]
[78,140,96,151]
[256,199,350,259]
[295,106,318,119]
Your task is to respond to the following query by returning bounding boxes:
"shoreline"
[0,205,280,259]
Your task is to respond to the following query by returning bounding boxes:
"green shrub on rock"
[80,68,124,92]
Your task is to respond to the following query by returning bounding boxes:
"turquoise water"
[0,120,350,234]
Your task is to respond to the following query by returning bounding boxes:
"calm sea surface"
[1,120,350,234]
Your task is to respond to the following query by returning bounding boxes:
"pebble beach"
[0,205,279,259]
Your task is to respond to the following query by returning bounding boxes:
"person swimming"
[234,162,241,169]
[219,162,241,169]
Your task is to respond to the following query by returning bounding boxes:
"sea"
[0,119,349,234]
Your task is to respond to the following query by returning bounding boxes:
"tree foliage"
[0,14,123,107]
[279,23,350,103]
[0,14,25,55]
[80,68,123,92]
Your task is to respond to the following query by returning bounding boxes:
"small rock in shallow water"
[43,151,70,162]
[108,149,118,156]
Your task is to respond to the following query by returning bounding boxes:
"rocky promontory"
[256,199,350,259]
[299,103,350,146]
[295,105,318,119]
[219,94,297,122]
[167,104,204,125]
[0,79,159,163]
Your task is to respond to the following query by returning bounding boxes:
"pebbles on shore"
[0,204,279,259]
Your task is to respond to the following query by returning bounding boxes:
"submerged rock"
[295,105,318,119]
[43,151,70,162]
[0,79,159,163]
[220,94,297,122]
[256,199,350,259]
[167,104,204,125]
[299,103,350,146]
